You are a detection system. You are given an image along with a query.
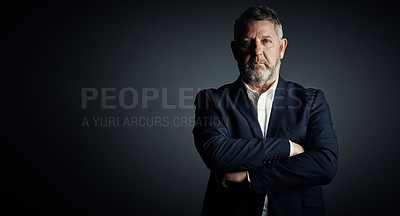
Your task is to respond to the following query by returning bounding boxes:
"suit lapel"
[231,78,263,138]
[267,77,287,137]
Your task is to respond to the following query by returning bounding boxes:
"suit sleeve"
[249,90,338,194]
[193,89,290,173]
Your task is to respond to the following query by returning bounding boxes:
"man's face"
[232,20,287,84]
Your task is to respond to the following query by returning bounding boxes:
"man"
[193,5,338,216]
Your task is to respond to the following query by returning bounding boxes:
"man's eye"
[241,40,251,47]
[262,39,270,44]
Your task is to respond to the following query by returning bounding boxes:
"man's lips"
[250,60,267,64]
[251,62,266,66]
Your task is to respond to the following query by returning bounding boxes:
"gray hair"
[234,5,283,40]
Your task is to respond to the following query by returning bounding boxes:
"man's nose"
[253,41,263,56]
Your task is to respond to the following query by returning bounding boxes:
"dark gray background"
[3,0,400,215]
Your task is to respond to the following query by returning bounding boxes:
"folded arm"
[193,89,338,192]
[193,89,291,173]
[248,90,338,194]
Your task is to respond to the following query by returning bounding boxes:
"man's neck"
[245,74,279,95]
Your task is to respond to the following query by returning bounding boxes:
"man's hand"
[290,141,305,156]
[222,171,247,188]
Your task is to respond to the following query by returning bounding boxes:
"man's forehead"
[242,20,276,38]
[246,20,275,32]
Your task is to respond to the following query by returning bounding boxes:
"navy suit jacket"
[193,76,338,216]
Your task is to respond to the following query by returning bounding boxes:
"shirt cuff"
[289,140,294,157]
[246,171,251,182]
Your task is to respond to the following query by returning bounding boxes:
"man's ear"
[279,38,288,59]
[231,41,239,61]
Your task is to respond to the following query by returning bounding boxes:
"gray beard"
[241,59,279,87]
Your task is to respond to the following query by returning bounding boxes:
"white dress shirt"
[242,77,292,216]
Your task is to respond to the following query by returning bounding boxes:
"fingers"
[222,177,229,188]
[295,143,305,154]
[291,142,305,156]
[222,172,247,188]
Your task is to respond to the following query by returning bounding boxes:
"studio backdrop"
[3,0,400,215]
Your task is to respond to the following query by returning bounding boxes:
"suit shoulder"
[285,81,321,97]
[284,81,328,111]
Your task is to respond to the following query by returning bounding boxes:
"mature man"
[193,6,338,216]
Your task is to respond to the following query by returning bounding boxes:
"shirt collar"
[241,76,279,97]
